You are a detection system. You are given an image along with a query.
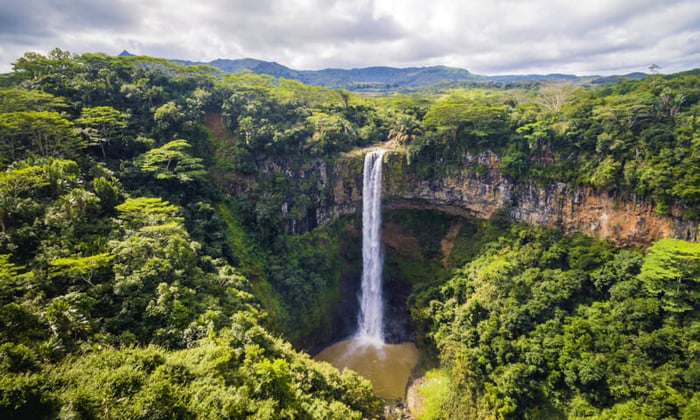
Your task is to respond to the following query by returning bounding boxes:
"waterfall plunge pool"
[315,149,419,400]
[314,337,419,400]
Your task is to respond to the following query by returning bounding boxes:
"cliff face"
[328,150,698,246]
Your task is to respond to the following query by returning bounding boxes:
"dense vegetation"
[0,48,698,419]
[0,49,382,418]
[405,72,700,219]
[410,221,700,419]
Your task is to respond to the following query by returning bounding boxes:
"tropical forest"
[1,49,699,419]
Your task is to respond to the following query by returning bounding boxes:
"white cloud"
[1,0,698,75]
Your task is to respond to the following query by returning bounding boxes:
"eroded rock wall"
[328,150,697,246]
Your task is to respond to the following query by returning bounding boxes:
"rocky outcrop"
[328,150,698,246]
[215,146,697,246]
[510,182,697,244]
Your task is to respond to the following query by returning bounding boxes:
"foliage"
[639,238,700,313]
[401,72,700,217]
[136,139,206,183]
[412,223,700,418]
[1,328,382,419]
[414,369,451,420]
[1,48,699,418]
[0,49,384,419]
[75,105,128,158]
[0,111,84,163]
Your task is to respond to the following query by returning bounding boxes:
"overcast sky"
[1,0,699,75]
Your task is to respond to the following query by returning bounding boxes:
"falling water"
[315,148,419,400]
[356,148,386,342]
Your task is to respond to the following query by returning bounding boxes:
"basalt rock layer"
[328,150,697,246]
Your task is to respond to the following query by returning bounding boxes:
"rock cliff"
[328,150,697,246]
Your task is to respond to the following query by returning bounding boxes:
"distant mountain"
[119,51,644,91]
[488,73,580,83]
[207,58,300,79]
[171,56,479,90]
[298,65,478,88]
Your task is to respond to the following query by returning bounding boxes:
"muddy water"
[315,337,419,400]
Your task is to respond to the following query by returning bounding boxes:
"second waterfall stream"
[315,148,419,400]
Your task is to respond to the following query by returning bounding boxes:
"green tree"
[75,106,128,159]
[109,197,201,345]
[12,48,78,91]
[306,111,356,154]
[639,238,700,313]
[0,255,33,304]
[135,139,206,183]
[587,156,622,190]
[92,176,121,211]
[423,97,508,150]
[0,111,83,161]
[114,197,183,229]
[49,253,114,287]
[423,101,473,144]
[388,113,422,145]
[153,101,185,137]
[0,88,67,113]
[0,164,49,233]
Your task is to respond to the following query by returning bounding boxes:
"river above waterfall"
[315,337,419,400]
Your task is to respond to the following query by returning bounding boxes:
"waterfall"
[315,148,420,397]
[356,148,386,342]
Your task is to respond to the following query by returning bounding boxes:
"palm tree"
[388,114,421,145]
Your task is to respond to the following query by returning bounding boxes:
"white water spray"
[315,149,419,398]
[356,149,386,343]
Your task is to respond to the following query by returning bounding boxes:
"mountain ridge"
[119,50,646,91]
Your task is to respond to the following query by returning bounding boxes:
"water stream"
[315,149,418,400]
[357,148,386,341]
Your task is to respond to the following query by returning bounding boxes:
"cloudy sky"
[1,0,699,75]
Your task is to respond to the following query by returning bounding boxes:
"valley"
[1,49,699,419]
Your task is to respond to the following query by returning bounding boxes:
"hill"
[156,52,650,91]
[159,52,617,91]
